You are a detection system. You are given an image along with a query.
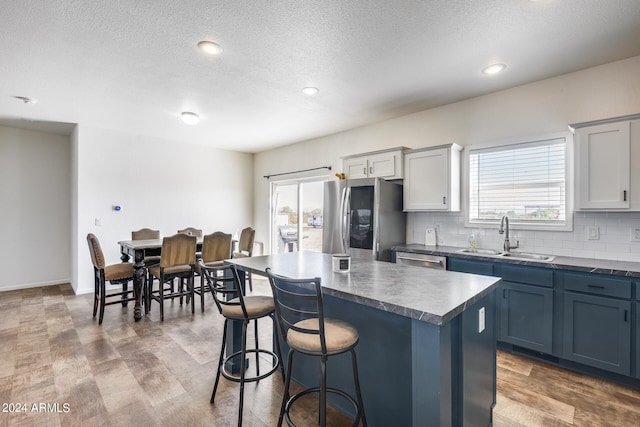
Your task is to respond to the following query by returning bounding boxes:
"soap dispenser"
[468,232,477,251]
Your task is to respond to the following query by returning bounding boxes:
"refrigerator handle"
[340,187,350,253]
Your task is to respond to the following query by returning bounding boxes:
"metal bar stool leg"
[319,356,327,426]
[211,319,228,404]
[238,320,249,427]
[272,315,285,380]
[254,320,260,377]
[351,349,367,426]
[279,349,295,427]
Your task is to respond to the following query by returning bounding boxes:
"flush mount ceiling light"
[302,87,319,95]
[197,40,223,55]
[481,63,507,75]
[13,95,38,104]
[181,111,200,125]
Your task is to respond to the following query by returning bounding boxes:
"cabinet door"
[344,157,368,179]
[636,302,640,379]
[563,292,631,375]
[499,282,553,354]
[576,122,630,209]
[368,153,397,178]
[404,148,450,210]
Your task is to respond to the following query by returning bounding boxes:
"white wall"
[0,126,71,291]
[254,56,640,260]
[74,126,254,294]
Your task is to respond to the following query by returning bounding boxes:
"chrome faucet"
[498,215,519,252]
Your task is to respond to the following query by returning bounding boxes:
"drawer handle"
[398,255,442,264]
[624,309,628,322]
[587,285,605,289]
[503,288,507,299]
[624,190,627,202]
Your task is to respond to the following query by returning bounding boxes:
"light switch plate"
[478,307,485,333]
[587,226,599,240]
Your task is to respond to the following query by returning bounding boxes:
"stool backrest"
[265,268,327,354]
[202,232,232,263]
[178,227,203,237]
[132,228,160,240]
[237,227,255,255]
[160,233,197,268]
[86,233,105,270]
[200,264,248,318]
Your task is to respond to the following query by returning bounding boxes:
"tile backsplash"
[407,211,640,262]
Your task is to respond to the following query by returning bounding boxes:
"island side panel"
[460,292,497,427]
[412,292,497,427]
[411,317,454,427]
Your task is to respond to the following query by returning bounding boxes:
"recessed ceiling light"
[181,112,200,125]
[302,87,319,95]
[481,63,507,75]
[13,95,38,104]
[197,40,223,55]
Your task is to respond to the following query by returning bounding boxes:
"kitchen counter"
[227,251,501,325]
[227,251,500,426]
[394,243,640,278]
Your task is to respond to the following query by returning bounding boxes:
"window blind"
[469,137,567,225]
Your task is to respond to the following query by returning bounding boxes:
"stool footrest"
[221,348,280,383]
[285,386,363,427]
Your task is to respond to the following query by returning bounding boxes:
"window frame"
[463,131,574,232]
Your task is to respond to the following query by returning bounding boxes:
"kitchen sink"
[456,248,503,256]
[456,248,555,263]
[500,252,555,262]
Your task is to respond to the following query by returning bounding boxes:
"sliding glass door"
[271,179,324,254]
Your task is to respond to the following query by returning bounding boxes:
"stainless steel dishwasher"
[395,251,447,270]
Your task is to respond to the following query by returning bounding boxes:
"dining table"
[118,238,203,321]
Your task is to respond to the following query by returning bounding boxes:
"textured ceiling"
[1,0,640,153]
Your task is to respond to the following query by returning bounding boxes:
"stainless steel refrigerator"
[322,177,406,262]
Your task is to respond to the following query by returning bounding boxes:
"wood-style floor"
[2,277,640,426]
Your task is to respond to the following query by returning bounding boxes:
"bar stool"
[193,231,232,312]
[265,268,367,427]
[200,263,282,427]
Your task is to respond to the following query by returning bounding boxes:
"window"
[466,134,572,231]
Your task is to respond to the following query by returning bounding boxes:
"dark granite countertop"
[226,251,501,326]
[394,244,640,278]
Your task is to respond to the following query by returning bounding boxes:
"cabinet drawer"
[564,272,631,299]
[500,264,554,288]
[448,257,494,276]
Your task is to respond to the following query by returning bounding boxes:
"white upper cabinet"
[403,144,462,211]
[342,147,407,180]
[573,115,640,210]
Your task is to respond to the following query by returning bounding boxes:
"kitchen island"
[227,251,502,427]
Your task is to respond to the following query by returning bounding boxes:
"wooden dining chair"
[178,227,203,237]
[146,233,197,321]
[86,233,136,325]
[193,231,232,312]
[232,227,256,291]
[131,228,161,265]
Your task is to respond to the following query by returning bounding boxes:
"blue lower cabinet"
[499,282,553,354]
[563,292,631,376]
[448,257,495,276]
[636,302,640,380]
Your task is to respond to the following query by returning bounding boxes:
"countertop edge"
[393,245,640,278]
